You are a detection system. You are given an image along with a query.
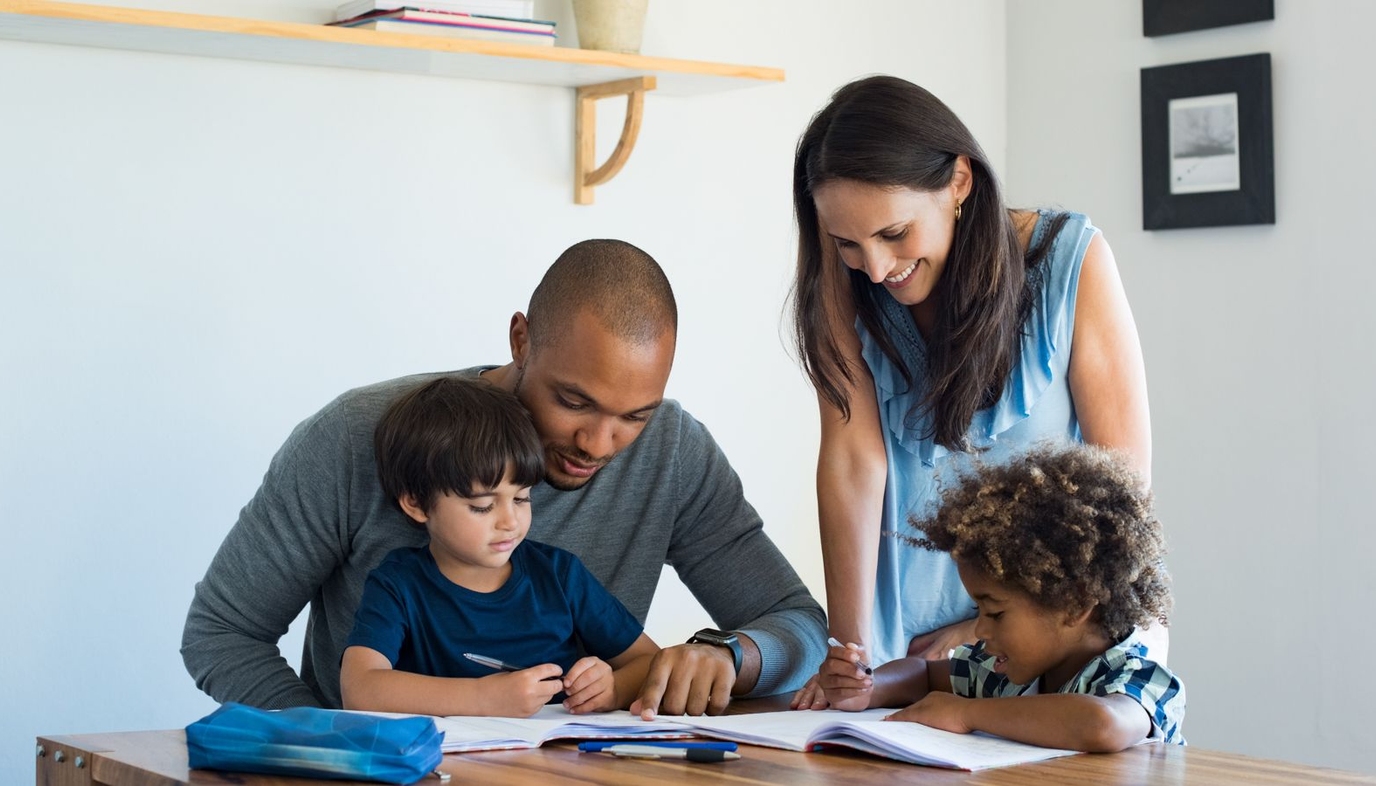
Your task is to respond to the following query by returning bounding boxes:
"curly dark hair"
[908,443,1171,640]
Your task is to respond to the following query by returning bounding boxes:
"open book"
[365,707,692,753]
[375,707,1080,769]
[681,708,1081,771]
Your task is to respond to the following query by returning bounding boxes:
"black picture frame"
[1140,53,1273,231]
[1143,0,1273,37]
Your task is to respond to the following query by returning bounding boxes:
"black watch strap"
[687,628,743,675]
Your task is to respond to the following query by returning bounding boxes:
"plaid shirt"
[948,633,1186,744]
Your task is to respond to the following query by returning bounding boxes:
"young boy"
[817,443,1185,751]
[340,377,659,718]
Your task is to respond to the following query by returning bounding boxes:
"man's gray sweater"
[181,368,826,709]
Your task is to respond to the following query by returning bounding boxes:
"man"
[182,239,826,715]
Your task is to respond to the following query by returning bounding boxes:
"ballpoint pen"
[827,637,873,675]
[464,652,563,680]
[578,740,738,753]
[463,652,525,672]
[598,744,741,762]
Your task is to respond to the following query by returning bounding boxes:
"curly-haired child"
[816,443,1185,751]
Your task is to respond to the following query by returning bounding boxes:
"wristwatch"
[687,628,743,675]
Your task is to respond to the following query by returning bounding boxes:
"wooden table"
[35,725,1376,786]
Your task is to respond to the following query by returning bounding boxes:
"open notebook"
[368,707,1081,770]
[359,707,692,753]
[681,708,1081,770]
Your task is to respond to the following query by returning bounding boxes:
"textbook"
[681,709,1082,771]
[372,707,1080,769]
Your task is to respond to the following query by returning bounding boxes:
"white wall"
[1006,0,1375,774]
[0,1,1008,782]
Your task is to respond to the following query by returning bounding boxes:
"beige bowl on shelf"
[571,0,648,54]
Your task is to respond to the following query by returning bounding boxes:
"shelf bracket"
[575,75,657,205]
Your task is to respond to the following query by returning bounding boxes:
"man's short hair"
[374,377,544,515]
[526,239,677,351]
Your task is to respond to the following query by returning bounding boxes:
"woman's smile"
[884,260,919,287]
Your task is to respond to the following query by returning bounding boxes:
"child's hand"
[789,672,830,710]
[487,664,564,717]
[816,641,873,712]
[561,656,616,713]
[885,691,971,733]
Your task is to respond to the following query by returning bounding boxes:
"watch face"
[689,629,742,674]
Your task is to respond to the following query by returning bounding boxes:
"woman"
[788,75,1155,707]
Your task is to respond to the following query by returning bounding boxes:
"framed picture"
[1140,53,1274,231]
[1143,0,1273,37]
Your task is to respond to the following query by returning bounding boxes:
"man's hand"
[628,643,735,718]
[562,656,616,714]
[906,618,978,660]
[885,692,972,734]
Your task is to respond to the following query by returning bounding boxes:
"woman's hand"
[906,618,978,660]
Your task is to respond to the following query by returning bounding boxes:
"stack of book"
[331,0,556,46]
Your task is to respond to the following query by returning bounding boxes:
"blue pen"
[578,740,738,753]
[600,745,740,762]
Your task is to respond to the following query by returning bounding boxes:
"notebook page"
[432,707,693,752]
[675,709,893,751]
[813,721,1079,770]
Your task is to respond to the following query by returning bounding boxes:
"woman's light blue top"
[856,211,1097,666]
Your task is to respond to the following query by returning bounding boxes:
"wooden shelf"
[0,0,785,202]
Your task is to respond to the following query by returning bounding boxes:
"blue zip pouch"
[186,702,444,784]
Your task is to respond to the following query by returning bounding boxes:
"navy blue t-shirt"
[346,540,643,679]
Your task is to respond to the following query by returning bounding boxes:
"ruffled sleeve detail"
[856,211,1097,467]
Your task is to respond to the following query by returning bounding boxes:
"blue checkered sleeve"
[947,636,1187,745]
[1070,640,1187,745]
[948,641,1024,698]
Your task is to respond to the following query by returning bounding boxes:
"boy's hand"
[562,656,616,713]
[885,691,972,733]
[815,642,873,712]
[487,664,564,717]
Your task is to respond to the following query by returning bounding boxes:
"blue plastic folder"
[186,703,444,784]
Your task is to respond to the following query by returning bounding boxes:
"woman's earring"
[954,200,963,222]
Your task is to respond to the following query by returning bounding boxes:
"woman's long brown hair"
[790,75,1065,451]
